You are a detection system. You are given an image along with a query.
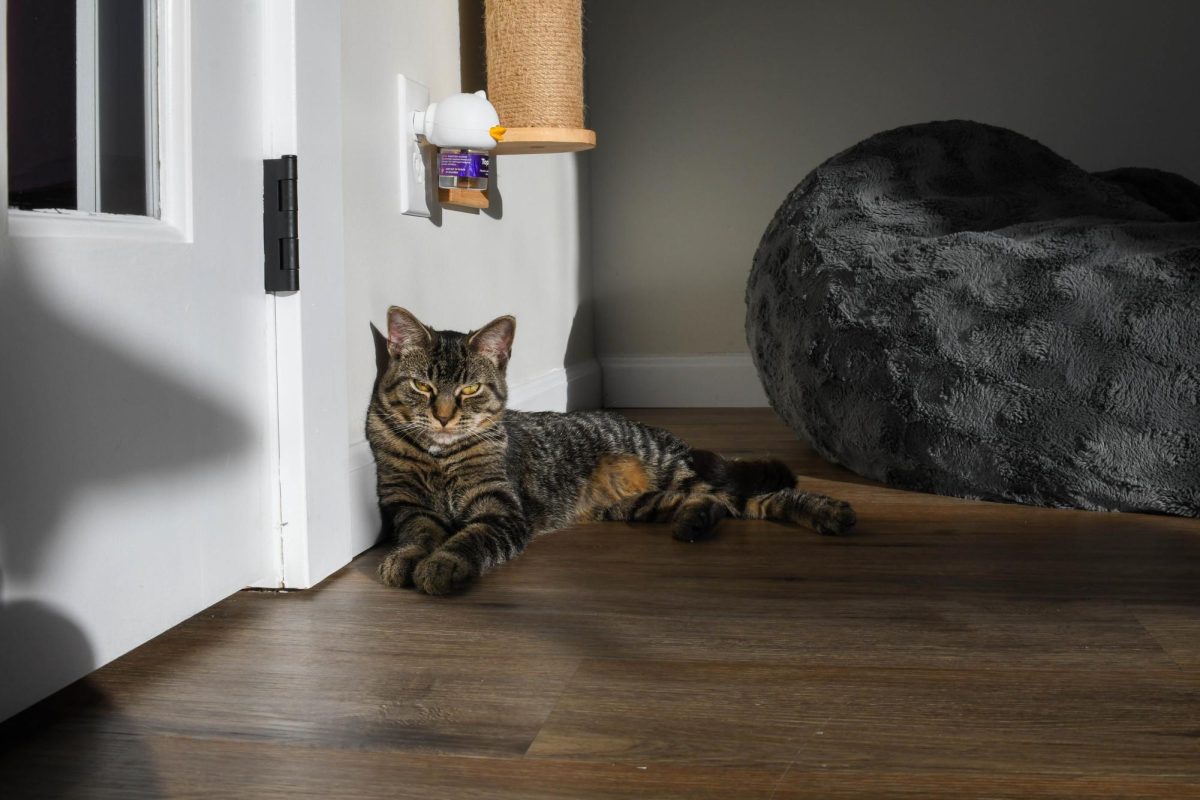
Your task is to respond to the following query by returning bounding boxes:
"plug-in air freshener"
[438,150,490,192]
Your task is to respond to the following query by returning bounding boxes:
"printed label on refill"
[439,152,490,178]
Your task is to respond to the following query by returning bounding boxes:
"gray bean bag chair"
[746,120,1200,517]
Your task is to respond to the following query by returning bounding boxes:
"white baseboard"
[600,354,769,407]
[347,359,603,554]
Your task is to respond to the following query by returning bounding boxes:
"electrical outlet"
[398,75,431,218]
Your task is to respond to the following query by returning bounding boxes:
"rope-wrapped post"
[485,0,584,129]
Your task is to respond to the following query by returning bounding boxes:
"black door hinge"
[264,155,299,292]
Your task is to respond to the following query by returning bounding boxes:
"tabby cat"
[367,307,856,595]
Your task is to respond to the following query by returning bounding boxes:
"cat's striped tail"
[688,449,857,538]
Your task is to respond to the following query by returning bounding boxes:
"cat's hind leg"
[687,450,856,535]
[603,489,685,522]
[581,455,740,541]
[743,488,856,535]
[619,484,738,542]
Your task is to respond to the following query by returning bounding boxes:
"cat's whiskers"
[378,410,430,433]
[458,422,506,443]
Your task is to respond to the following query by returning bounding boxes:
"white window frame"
[13,0,185,240]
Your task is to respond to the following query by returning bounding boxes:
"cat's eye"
[410,379,434,394]
[460,383,482,396]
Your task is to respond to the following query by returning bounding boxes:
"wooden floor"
[3,409,1200,799]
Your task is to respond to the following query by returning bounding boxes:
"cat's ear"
[386,306,433,356]
[468,315,516,370]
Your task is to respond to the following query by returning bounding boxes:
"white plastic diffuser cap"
[413,90,503,150]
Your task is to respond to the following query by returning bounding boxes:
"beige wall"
[587,0,1200,359]
[342,0,593,443]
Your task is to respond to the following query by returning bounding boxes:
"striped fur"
[367,308,856,595]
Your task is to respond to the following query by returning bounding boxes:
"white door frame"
[260,0,352,588]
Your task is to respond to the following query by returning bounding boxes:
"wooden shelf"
[492,127,595,155]
[439,188,489,210]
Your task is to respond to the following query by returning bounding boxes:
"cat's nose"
[432,398,456,426]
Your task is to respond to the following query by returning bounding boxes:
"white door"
[0,0,350,722]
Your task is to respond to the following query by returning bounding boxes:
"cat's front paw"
[813,498,856,536]
[413,551,475,595]
[378,546,425,587]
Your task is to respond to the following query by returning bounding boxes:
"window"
[7,0,157,216]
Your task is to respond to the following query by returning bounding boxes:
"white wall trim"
[600,354,769,407]
[347,359,602,556]
[256,0,353,589]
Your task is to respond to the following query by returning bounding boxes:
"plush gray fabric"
[746,121,1200,516]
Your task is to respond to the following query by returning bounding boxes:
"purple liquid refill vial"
[438,150,490,192]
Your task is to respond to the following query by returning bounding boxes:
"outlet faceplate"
[398,75,431,218]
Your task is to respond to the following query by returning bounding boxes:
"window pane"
[7,0,156,216]
[97,0,147,215]
[7,1,77,210]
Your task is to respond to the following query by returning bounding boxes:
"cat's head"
[375,307,515,449]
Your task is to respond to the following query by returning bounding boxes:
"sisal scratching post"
[484,0,595,154]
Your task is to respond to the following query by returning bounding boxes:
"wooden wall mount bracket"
[438,187,490,209]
